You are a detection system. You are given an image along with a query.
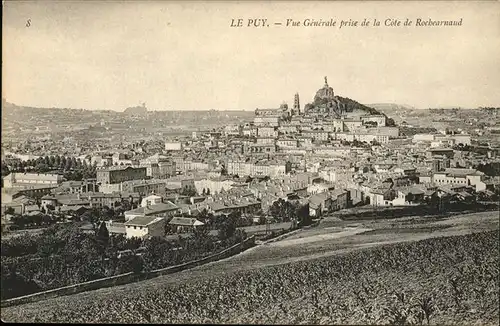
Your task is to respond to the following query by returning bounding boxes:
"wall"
[1,272,136,308]
[165,142,182,151]
[1,236,256,308]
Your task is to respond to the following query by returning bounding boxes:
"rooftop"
[125,216,164,227]
[125,201,179,216]
[169,216,205,226]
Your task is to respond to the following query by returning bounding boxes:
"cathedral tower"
[293,92,300,115]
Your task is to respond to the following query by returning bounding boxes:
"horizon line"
[4,99,498,112]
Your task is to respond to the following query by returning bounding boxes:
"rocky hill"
[302,78,396,126]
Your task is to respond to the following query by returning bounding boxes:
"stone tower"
[293,92,300,115]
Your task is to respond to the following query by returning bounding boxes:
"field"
[2,211,499,324]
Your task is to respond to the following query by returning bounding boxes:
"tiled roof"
[60,205,87,212]
[58,199,90,206]
[124,201,179,216]
[24,204,40,211]
[169,216,204,226]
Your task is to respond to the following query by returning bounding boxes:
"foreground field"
[2,214,498,324]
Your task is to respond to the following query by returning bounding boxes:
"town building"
[96,166,147,185]
[124,216,165,239]
[3,172,64,188]
[124,201,180,221]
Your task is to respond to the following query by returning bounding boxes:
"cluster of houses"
[1,80,498,237]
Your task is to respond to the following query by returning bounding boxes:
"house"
[427,148,454,160]
[124,201,180,221]
[348,188,365,206]
[419,173,433,184]
[141,194,163,207]
[96,166,147,185]
[452,191,475,203]
[58,198,91,208]
[41,194,58,208]
[59,205,88,215]
[124,216,166,239]
[3,185,57,200]
[308,192,331,217]
[393,166,417,176]
[85,192,131,208]
[168,216,205,233]
[307,183,332,195]
[24,204,42,215]
[3,172,64,188]
[373,163,394,173]
[369,187,397,207]
[330,189,350,211]
[432,168,485,191]
[105,221,127,235]
[392,187,425,206]
[53,180,99,194]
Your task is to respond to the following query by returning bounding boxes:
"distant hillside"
[367,103,418,111]
[339,97,387,115]
[337,97,397,126]
[124,104,148,116]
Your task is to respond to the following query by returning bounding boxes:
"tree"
[131,255,145,274]
[96,221,110,252]
[296,203,311,227]
[64,159,73,171]
[270,198,291,221]
[206,188,211,195]
[181,187,197,197]
[49,156,56,167]
[101,206,114,220]
[34,163,50,173]
[81,209,100,231]
[218,212,238,241]
[60,156,67,169]
[202,188,206,196]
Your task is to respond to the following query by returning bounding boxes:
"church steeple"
[293,92,300,115]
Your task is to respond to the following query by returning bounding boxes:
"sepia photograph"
[1,0,499,324]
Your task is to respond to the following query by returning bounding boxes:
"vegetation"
[1,219,246,300]
[475,162,500,177]
[399,127,438,137]
[3,155,97,181]
[5,205,133,232]
[180,187,197,197]
[7,213,65,231]
[269,199,311,226]
[2,230,497,324]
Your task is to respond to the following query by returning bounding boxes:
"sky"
[3,1,500,111]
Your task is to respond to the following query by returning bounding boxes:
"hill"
[367,103,418,111]
[124,104,148,116]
